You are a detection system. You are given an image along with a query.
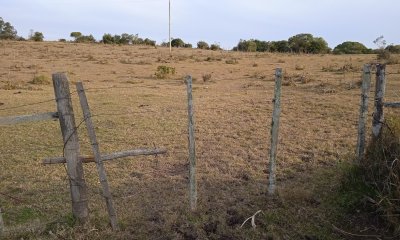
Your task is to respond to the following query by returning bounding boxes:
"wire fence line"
[2,68,391,233]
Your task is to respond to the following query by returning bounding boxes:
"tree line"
[1,16,399,54]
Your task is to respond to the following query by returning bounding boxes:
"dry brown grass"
[1,41,400,239]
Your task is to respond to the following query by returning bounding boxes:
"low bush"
[363,115,400,232]
[29,75,50,85]
[155,65,176,79]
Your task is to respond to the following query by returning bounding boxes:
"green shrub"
[197,41,209,49]
[29,31,44,42]
[210,43,221,51]
[333,41,371,54]
[155,65,176,79]
[171,38,185,48]
[363,115,400,232]
[202,73,212,82]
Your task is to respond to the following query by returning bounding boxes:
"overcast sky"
[0,0,398,49]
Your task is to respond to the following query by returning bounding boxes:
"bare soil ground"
[0,41,399,239]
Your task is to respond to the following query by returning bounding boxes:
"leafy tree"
[75,34,96,43]
[70,32,96,43]
[143,38,156,46]
[309,37,330,53]
[333,41,371,54]
[184,43,192,48]
[0,17,18,40]
[288,33,313,53]
[269,40,290,53]
[70,32,82,39]
[254,40,269,52]
[102,33,115,44]
[210,43,221,51]
[386,45,400,54]
[288,33,330,53]
[236,39,257,52]
[30,31,44,42]
[197,41,209,49]
[120,33,133,45]
[171,38,185,48]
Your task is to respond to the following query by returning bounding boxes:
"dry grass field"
[0,41,399,239]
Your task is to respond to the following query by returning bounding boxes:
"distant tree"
[171,38,185,48]
[71,32,96,43]
[102,33,115,44]
[254,40,269,52]
[288,33,313,53]
[236,39,257,52]
[59,38,66,42]
[184,43,192,48]
[143,38,156,46]
[374,35,391,60]
[197,41,209,49]
[30,31,44,42]
[308,37,330,53]
[269,40,290,53]
[333,41,371,54]
[132,37,144,45]
[386,44,400,54]
[120,33,133,45]
[210,43,221,51]
[0,17,18,40]
[70,32,82,39]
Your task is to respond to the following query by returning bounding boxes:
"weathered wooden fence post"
[52,73,89,224]
[186,75,197,210]
[372,64,386,138]
[268,68,282,196]
[356,64,372,162]
[76,82,118,230]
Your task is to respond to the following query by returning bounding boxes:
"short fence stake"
[52,73,89,224]
[186,75,197,210]
[372,64,386,138]
[268,68,282,196]
[356,64,372,163]
[76,82,118,230]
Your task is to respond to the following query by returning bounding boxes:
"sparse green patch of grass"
[29,75,50,85]
[225,58,238,64]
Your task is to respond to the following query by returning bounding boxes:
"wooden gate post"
[372,64,386,138]
[186,75,197,211]
[268,68,282,196]
[356,64,372,162]
[52,73,89,223]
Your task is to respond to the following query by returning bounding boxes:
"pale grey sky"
[0,0,398,49]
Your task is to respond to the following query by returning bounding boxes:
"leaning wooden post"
[76,82,118,230]
[372,64,386,138]
[186,75,197,211]
[268,68,282,196]
[52,73,89,224]
[356,64,372,163]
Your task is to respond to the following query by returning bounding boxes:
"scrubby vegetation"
[333,41,371,54]
[233,33,330,53]
[362,116,400,232]
[0,17,18,40]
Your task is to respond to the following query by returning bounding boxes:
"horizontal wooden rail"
[384,102,400,108]
[43,148,167,164]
